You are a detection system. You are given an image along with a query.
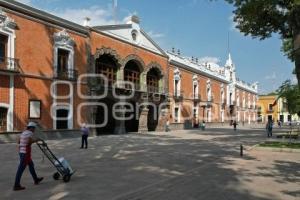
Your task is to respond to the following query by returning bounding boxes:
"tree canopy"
[276,80,300,116]
[224,0,300,85]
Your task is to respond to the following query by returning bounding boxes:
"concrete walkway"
[0,128,299,200]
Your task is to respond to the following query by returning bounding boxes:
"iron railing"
[0,57,20,72]
[54,69,78,81]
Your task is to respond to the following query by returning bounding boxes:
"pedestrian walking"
[266,120,273,138]
[13,122,43,191]
[165,120,170,132]
[233,121,238,131]
[80,123,89,149]
[201,120,206,130]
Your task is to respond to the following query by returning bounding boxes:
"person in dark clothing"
[266,120,273,137]
[233,121,238,131]
[80,123,89,149]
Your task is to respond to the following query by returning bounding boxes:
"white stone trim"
[53,29,75,78]
[174,68,181,96]
[8,75,13,131]
[0,102,10,131]
[52,104,73,130]
[0,11,16,70]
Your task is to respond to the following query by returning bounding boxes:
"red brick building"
[0,0,258,134]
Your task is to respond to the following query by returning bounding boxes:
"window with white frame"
[174,68,181,97]
[0,9,17,70]
[207,80,212,101]
[54,29,75,79]
[52,104,73,130]
[193,75,199,99]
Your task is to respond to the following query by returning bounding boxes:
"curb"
[250,146,300,153]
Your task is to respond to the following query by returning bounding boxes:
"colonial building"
[257,95,299,123]
[167,51,258,129]
[0,0,258,134]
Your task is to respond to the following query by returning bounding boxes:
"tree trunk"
[294,33,300,88]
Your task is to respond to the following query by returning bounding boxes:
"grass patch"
[259,142,300,149]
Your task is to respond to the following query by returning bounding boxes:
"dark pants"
[81,135,88,148]
[267,129,272,137]
[14,153,38,187]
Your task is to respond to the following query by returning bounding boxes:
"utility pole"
[113,0,118,24]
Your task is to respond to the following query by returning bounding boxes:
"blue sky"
[17,0,296,94]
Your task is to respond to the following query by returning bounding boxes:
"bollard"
[240,144,243,157]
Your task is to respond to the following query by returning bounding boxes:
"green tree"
[277,80,300,117]
[224,0,300,86]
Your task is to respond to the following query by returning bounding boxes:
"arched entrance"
[124,101,140,132]
[96,98,116,134]
[146,67,162,131]
[94,53,120,134]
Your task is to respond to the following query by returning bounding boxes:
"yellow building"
[257,95,278,123]
[258,95,299,123]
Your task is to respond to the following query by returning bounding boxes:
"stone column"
[113,101,126,134]
[138,105,149,133]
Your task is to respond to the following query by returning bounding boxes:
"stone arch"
[95,46,122,67]
[121,54,146,72]
[145,61,164,78]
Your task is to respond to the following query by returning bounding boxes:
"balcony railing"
[193,94,201,102]
[174,90,184,101]
[0,57,20,72]
[147,86,158,93]
[54,68,78,81]
[229,100,236,106]
[124,82,141,91]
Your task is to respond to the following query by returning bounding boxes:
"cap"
[27,122,37,128]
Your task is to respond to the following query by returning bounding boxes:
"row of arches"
[94,49,164,93]
[93,48,164,134]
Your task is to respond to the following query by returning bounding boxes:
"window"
[57,49,69,73]
[0,107,7,132]
[174,107,179,123]
[0,34,8,62]
[131,30,138,42]
[29,100,41,119]
[124,61,140,89]
[175,80,179,96]
[268,104,273,111]
[96,57,117,86]
[56,109,69,129]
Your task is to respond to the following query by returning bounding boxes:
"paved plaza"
[0,128,299,200]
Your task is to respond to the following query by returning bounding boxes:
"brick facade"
[0,1,258,133]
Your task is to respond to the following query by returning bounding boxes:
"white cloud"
[198,56,220,63]
[265,72,277,80]
[148,31,165,39]
[50,6,115,26]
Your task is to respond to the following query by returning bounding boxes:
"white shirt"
[19,130,33,153]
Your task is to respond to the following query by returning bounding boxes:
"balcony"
[147,85,159,93]
[266,109,274,113]
[229,100,236,106]
[221,102,226,110]
[54,68,78,81]
[124,82,141,91]
[193,94,201,103]
[174,90,184,101]
[0,57,20,73]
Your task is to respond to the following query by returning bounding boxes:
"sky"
[16,0,297,94]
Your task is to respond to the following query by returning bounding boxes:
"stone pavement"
[0,128,299,200]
